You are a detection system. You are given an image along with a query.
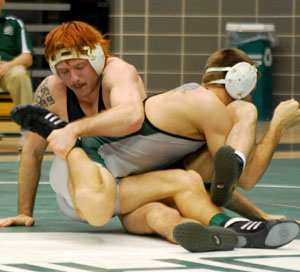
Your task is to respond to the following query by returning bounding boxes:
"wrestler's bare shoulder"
[106,56,128,66]
[161,83,219,104]
[46,75,66,92]
[104,56,137,73]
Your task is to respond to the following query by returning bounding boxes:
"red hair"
[44,21,111,62]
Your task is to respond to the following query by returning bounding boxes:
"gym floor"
[0,121,299,272]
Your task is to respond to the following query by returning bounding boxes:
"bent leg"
[120,168,223,225]
[121,168,299,250]
[121,202,238,252]
[67,147,117,226]
[121,202,195,243]
[184,146,290,222]
[210,101,258,206]
[184,101,257,180]
[185,100,257,175]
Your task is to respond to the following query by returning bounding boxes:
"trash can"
[226,23,277,120]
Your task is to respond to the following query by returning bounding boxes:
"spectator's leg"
[1,65,33,149]
[1,65,33,105]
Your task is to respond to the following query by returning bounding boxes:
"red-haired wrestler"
[0,21,146,227]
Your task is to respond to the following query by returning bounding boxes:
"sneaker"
[10,104,67,139]
[224,218,300,248]
[173,222,238,252]
[210,145,240,206]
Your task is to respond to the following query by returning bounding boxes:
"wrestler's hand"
[0,215,35,227]
[47,125,77,160]
[270,99,300,134]
[262,213,300,225]
[261,213,287,221]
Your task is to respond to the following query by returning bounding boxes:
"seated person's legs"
[0,64,33,105]
[1,64,33,149]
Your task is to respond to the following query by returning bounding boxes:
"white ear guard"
[48,43,105,77]
[205,62,257,100]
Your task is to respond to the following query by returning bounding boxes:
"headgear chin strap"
[205,62,257,100]
[49,43,105,78]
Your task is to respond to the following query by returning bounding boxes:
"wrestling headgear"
[49,43,105,77]
[205,62,257,100]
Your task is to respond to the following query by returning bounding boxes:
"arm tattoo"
[173,83,201,93]
[34,79,55,107]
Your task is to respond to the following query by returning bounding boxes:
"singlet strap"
[67,87,85,122]
[99,85,105,111]
[143,95,203,142]
[67,84,105,122]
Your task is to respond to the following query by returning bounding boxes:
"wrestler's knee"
[241,101,257,121]
[68,147,88,161]
[228,100,257,124]
[73,175,117,226]
[173,169,206,194]
[74,188,115,226]
[146,202,181,222]
[9,66,29,80]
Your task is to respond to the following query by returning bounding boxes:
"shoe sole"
[265,221,300,248]
[10,104,67,139]
[210,145,239,206]
[236,221,300,248]
[173,222,238,252]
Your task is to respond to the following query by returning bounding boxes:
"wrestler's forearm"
[92,103,144,136]
[17,154,42,216]
[239,124,282,190]
[68,102,144,138]
[226,190,268,220]
[7,53,33,69]
[227,190,293,222]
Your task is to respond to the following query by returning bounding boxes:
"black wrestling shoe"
[10,104,67,139]
[173,222,238,252]
[224,218,300,248]
[210,145,241,206]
